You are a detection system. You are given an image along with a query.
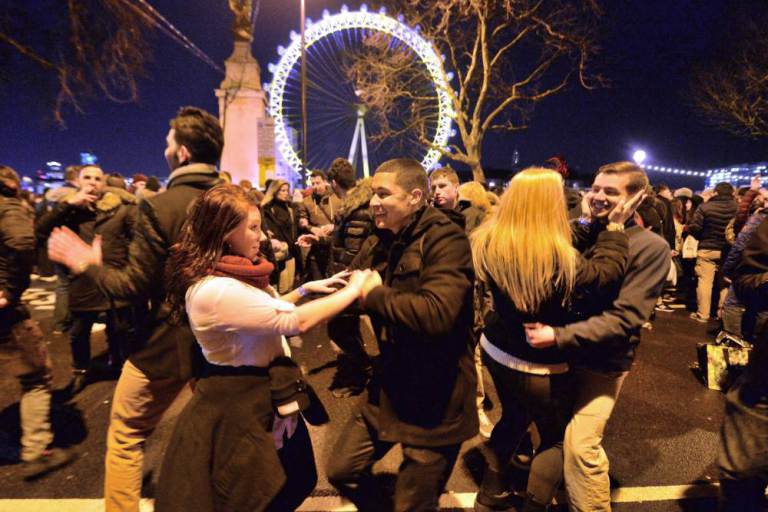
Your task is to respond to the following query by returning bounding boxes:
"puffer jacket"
[35,190,137,311]
[0,195,35,334]
[688,194,737,251]
[330,178,374,273]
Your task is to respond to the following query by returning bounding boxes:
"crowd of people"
[0,105,765,511]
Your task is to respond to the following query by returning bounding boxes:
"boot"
[69,370,88,395]
[474,466,521,511]
[521,494,548,512]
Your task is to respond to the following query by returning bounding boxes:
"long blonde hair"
[471,167,577,313]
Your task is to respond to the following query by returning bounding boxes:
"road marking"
[0,483,721,511]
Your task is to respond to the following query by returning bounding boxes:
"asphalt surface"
[0,277,733,510]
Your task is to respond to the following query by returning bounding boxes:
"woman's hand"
[360,270,383,301]
[523,322,557,349]
[297,234,319,248]
[303,270,351,294]
[608,190,646,225]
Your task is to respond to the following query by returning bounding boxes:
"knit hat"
[674,187,693,199]
[131,173,148,184]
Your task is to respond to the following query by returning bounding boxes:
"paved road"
[0,277,729,510]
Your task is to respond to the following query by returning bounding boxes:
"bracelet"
[297,285,309,297]
[606,222,625,232]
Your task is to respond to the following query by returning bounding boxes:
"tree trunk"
[471,162,486,185]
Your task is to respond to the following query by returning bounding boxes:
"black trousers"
[69,306,143,371]
[483,351,574,504]
[326,407,460,511]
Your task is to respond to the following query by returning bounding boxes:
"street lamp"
[632,149,647,165]
[300,0,308,182]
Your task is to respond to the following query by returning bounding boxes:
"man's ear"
[410,189,423,205]
[178,145,192,165]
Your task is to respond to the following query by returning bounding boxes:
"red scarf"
[213,255,274,290]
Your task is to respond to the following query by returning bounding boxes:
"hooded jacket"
[350,205,478,446]
[0,195,35,334]
[330,178,374,273]
[36,189,137,311]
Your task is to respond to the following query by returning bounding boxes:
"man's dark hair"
[146,176,161,192]
[375,158,428,203]
[327,158,355,190]
[715,182,734,196]
[169,106,223,165]
[654,183,670,193]
[107,174,127,189]
[310,169,328,181]
[596,161,649,194]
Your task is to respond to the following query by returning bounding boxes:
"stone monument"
[217,1,291,187]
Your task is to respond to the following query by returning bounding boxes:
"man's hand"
[66,189,98,207]
[360,270,383,301]
[523,322,557,349]
[319,224,334,236]
[48,227,103,274]
[0,290,7,309]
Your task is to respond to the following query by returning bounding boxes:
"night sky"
[1,0,765,183]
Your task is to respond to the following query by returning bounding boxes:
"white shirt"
[185,276,302,448]
[185,276,300,367]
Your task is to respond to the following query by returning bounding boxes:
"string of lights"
[119,0,224,74]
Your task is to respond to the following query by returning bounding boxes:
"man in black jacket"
[48,107,223,512]
[326,158,478,511]
[36,164,137,393]
[688,182,738,322]
[526,162,670,511]
[0,166,76,479]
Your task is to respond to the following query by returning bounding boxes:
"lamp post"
[300,0,308,181]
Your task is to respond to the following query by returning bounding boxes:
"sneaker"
[655,304,674,312]
[478,409,494,439]
[329,356,370,398]
[91,323,106,333]
[690,312,710,323]
[668,303,686,309]
[38,275,58,283]
[642,322,653,330]
[19,448,77,480]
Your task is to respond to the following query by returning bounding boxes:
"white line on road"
[0,483,721,511]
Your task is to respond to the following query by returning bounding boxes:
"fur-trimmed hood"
[338,178,373,218]
[58,187,136,212]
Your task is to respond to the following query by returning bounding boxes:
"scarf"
[213,255,274,290]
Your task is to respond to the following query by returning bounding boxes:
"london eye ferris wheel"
[267,4,454,180]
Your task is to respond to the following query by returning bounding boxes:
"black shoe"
[20,448,78,480]
[329,356,370,398]
[521,494,549,512]
[69,371,88,395]
[474,467,521,511]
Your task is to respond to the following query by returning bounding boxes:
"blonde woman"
[471,168,642,512]
[458,181,492,232]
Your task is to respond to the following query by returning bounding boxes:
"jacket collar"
[391,205,457,244]
[167,163,219,188]
[338,178,373,217]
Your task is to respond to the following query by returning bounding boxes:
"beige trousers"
[695,249,727,319]
[564,368,628,512]
[104,360,186,512]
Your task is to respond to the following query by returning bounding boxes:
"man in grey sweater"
[526,162,670,511]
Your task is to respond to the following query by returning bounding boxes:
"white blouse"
[185,276,300,367]
[185,276,302,448]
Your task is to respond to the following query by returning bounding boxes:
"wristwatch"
[606,222,625,232]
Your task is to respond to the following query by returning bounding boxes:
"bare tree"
[690,20,768,138]
[345,0,604,183]
[0,1,153,125]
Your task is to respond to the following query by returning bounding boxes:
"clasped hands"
[302,268,382,301]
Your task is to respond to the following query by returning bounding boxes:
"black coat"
[0,196,35,333]
[351,206,478,446]
[81,164,222,381]
[688,194,738,251]
[36,190,136,311]
[483,229,629,365]
[330,179,374,273]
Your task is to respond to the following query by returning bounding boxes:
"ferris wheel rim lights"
[267,6,454,176]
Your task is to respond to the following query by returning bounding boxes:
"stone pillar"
[216,41,268,186]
